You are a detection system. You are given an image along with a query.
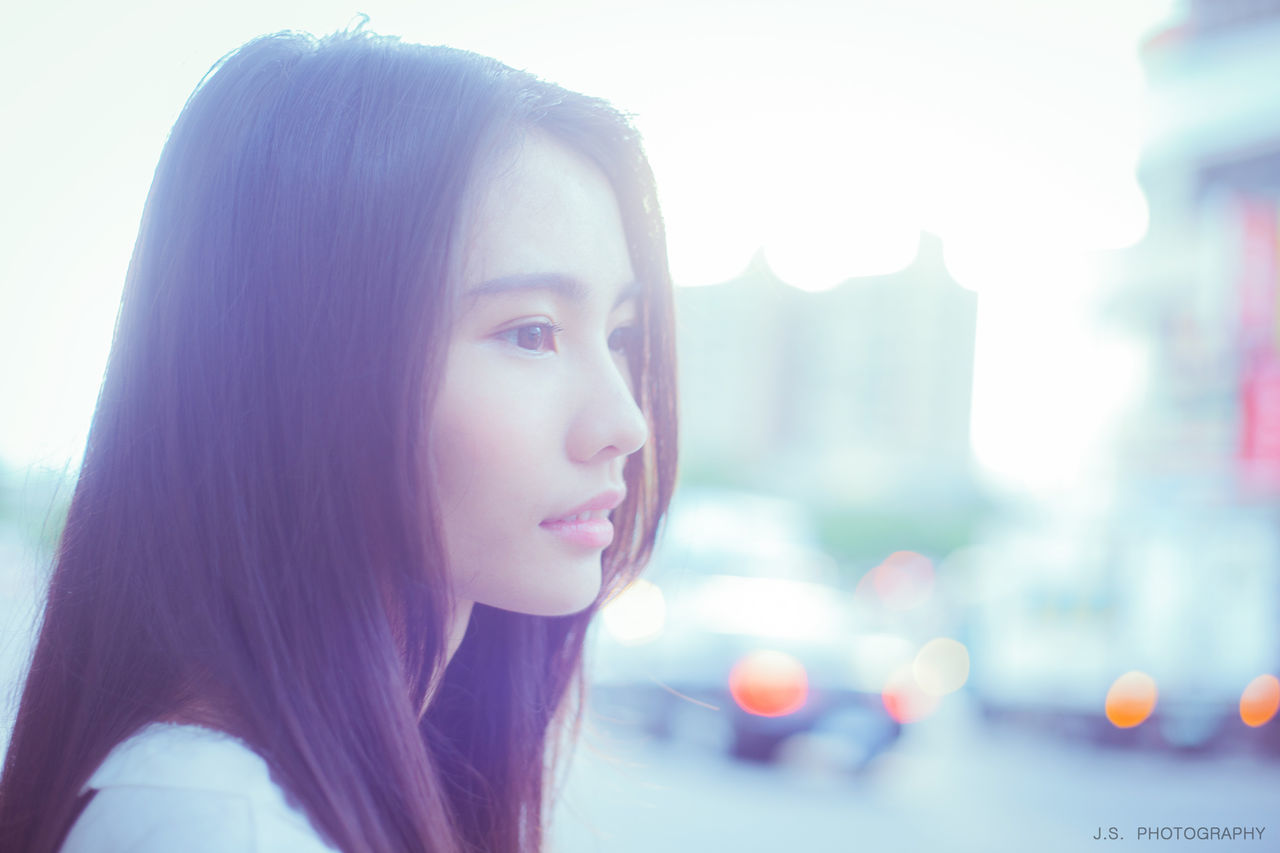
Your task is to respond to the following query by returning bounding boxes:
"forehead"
[459,130,637,307]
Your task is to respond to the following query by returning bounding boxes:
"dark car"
[588,488,902,768]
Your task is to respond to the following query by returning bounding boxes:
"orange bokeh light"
[728,650,809,718]
[1240,674,1280,728]
[1105,670,1158,728]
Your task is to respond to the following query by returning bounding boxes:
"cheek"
[435,393,523,511]
[431,368,559,553]
[426,342,608,614]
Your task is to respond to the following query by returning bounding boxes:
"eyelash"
[501,321,638,356]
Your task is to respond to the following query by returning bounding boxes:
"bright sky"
[0,0,1174,495]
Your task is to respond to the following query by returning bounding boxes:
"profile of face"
[430,131,650,618]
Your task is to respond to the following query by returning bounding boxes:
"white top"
[61,722,341,852]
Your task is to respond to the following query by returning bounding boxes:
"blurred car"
[967,505,1280,754]
[588,488,902,768]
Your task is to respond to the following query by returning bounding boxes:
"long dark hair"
[0,27,677,853]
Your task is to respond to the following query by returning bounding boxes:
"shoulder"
[60,723,340,853]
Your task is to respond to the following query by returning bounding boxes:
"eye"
[499,321,563,354]
[609,324,640,357]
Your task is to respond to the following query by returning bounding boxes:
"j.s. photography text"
[1092,826,1267,841]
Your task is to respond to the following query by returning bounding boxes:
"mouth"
[544,489,626,525]
[540,510,615,549]
[542,508,613,525]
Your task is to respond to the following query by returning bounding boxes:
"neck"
[446,598,475,664]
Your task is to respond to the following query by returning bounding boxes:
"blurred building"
[673,232,978,511]
[1113,0,1280,501]
[967,0,1280,751]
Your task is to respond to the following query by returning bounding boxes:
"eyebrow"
[462,274,641,312]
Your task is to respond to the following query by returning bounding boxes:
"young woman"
[0,25,678,853]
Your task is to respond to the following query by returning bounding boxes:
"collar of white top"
[81,722,282,799]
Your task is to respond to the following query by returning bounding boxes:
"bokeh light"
[1240,674,1280,728]
[881,664,939,724]
[728,650,809,718]
[857,551,935,611]
[600,578,666,646]
[1104,670,1158,728]
[912,638,971,696]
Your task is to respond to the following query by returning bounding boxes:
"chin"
[475,562,603,617]
[505,582,602,617]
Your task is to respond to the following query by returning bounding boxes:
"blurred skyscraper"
[674,233,978,512]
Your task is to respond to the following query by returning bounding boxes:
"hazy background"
[4,1,1279,850]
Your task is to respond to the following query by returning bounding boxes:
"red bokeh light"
[728,650,809,718]
[880,665,939,723]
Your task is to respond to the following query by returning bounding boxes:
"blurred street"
[552,698,1280,853]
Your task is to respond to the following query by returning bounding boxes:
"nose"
[568,350,650,465]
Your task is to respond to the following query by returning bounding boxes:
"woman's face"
[430,131,650,617]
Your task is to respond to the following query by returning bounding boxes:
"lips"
[540,517,615,549]
[543,489,625,524]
